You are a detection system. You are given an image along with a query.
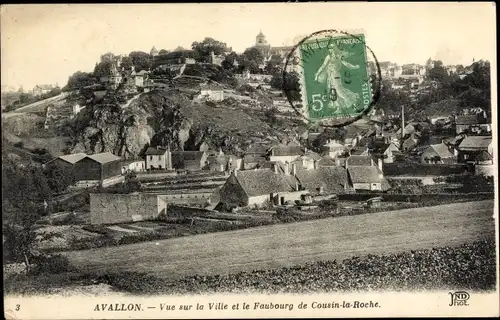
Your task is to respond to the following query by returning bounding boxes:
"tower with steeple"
[150,46,159,57]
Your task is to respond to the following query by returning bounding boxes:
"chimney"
[370,157,374,167]
[291,163,297,176]
[284,162,290,175]
[378,157,383,171]
[313,160,318,170]
[233,169,237,177]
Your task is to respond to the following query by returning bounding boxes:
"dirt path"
[64,200,495,280]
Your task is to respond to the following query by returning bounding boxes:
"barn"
[74,152,123,185]
[44,153,87,171]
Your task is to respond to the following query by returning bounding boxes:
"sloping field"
[64,200,495,280]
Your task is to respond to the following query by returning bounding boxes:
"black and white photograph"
[2,3,498,319]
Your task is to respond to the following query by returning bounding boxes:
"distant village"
[4,31,494,227]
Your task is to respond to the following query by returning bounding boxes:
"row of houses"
[217,154,389,209]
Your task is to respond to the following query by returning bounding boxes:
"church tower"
[150,46,159,57]
[255,30,268,46]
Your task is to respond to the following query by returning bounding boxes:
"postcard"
[2,2,498,319]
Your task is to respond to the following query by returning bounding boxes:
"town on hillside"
[2,5,497,302]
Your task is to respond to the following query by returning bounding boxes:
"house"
[347,166,386,191]
[402,136,419,152]
[420,143,456,164]
[295,166,349,195]
[474,150,494,165]
[218,169,307,209]
[133,70,149,87]
[382,143,400,163]
[292,150,322,170]
[199,84,224,101]
[90,193,168,225]
[346,155,375,167]
[145,147,170,170]
[33,84,53,96]
[455,114,490,134]
[122,160,146,174]
[243,154,267,170]
[208,51,224,66]
[268,143,304,163]
[396,123,416,137]
[73,152,123,187]
[44,153,87,171]
[457,136,493,163]
[226,155,243,171]
[171,151,208,171]
[323,139,347,159]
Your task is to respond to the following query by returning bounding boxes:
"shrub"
[13,141,24,148]
[31,254,73,275]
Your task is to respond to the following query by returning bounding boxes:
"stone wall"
[89,193,166,225]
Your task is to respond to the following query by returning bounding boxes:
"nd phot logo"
[449,291,470,306]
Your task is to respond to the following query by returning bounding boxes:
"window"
[158,155,161,160]
[149,156,152,160]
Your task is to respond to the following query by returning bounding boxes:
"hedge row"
[100,240,496,295]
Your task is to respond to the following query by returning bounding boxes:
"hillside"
[68,88,306,158]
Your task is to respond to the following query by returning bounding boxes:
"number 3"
[16,305,20,311]
[311,94,324,111]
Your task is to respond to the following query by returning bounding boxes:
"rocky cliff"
[69,87,305,158]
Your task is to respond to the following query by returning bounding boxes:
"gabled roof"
[348,166,381,184]
[302,150,322,161]
[145,147,167,156]
[55,153,87,164]
[234,169,293,197]
[427,143,454,159]
[269,144,304,157]
[475,150,493,161]
[347,155,373,166]
[243,154,267,163]
[86,152,122,164]
[295,166,348,194]
[458,136,492,150]
[317,156,337,167]
[456,114,483,125]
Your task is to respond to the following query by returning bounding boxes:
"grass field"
[63,200,495,281]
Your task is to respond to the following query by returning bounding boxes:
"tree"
[2,159,52,268]
[66,71,98,90]
[238,47,265,73]
[129,51,152,72]
[221,52,238,70]
[100,52,116,63]
[159,49,170,55]
[44,162,76,194]
[265,55,283,75]
[120,56,133,71]
[270,71,301,101]
[192,37,228,62]
[93,61,112,79]
[427,60,449,83]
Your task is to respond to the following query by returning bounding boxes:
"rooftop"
[458,136,492,150]
[295,166,348,195]
[56,153,87,164]
[427,143,454,159]
[347,155,373,166]
[86,152,122,164]
[234,169,293,197]
[348,166,381,184]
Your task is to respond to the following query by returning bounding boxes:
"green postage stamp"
[299,33,372,121]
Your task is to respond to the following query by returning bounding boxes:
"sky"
[1,3,496,90]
